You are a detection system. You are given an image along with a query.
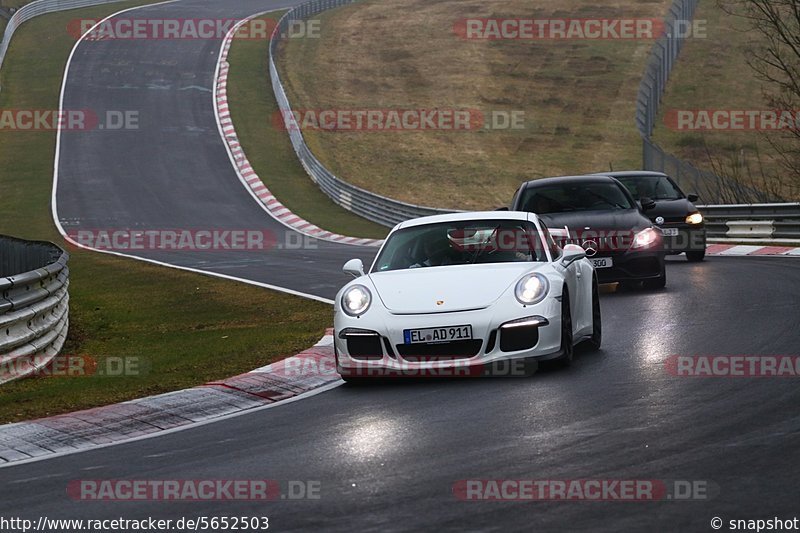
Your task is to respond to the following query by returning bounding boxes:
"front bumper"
[592,249,665,283]
[660,224,706,254]
[334,300,563,378]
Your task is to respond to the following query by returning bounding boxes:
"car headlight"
[686,212,703,225]
[631,227,659,249]
[515,273,550,305]
[341,285,371,316]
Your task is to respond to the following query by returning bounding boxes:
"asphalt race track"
[26,0,800,530]
[1,257,799,531]
[55,0,375,301]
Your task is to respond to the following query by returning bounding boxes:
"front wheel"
[644,264,667,290]
[686,250,705,262]
[555,290,574,367]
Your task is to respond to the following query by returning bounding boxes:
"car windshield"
[518,182,635,213]
[616,175,683,200]
[372,220,547,273]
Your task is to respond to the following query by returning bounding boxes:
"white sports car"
[334,211,601,381]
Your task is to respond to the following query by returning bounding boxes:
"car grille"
[622,256,662,275]
[653,216,687,225]
[556,236,627,254]
[396,340,483,361]
[499,325,540,352]
[347,336,384,360]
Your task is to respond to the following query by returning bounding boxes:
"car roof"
[394,210,536,231]
[593,170,669,178]
[520,174,620,189]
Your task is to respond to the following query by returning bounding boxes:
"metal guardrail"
[0,0,132,90]
[0,235,70,384]
[269,0,455,227]
[634,0,772,204]
[699,203,800,243]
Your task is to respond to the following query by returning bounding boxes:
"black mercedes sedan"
[594,171,707,262]
[511,175,666,289]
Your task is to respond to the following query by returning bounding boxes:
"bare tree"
[719,0,800,197]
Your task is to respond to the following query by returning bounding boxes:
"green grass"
[278,0,670,210]
[226,15,388,239]
[0,1,333,423]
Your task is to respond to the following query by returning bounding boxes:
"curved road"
[55,0,374,301]
[2,257,799,531]
[31,0,800,530]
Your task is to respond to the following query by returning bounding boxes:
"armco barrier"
[0,0,132,90]
[699,203,800,243]
[269,0,455,227]
[0,235,69,384]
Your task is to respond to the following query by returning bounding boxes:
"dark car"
[511,175,666,289]
[594,171,706,262]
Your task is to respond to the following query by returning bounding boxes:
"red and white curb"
[0,331,338,467]
[706,244,800,257]
[214,20,382,248]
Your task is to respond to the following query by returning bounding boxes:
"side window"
[618,178,637,199]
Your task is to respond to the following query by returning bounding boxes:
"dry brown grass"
[652,0,798,200]
[280,0,670,210]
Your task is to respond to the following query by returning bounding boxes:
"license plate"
[591,257,613,269]
[662,228,679,237]
[404,325,472,344]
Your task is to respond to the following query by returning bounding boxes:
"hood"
[538,209,651,233]
[369,263,538,314]
[642,199,697,222]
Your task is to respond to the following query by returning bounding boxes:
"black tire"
[586,279,602,350]
[686,250,705,262]
[555,290,574,367]
[644,264,667,290]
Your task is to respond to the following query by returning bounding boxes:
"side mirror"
[640,197,657,211]
[687,193,699,203]
[343,258,365,278]
[560,243,586,266]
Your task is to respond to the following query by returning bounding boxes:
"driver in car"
[409,236,451,268]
